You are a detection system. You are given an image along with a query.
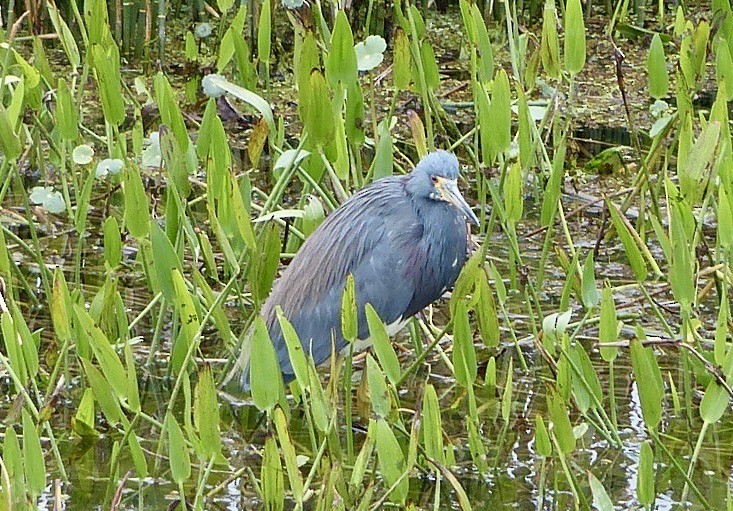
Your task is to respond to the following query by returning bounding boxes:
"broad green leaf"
[375,419,408,504]
[588,471,614,511]
[345,81,365,145]
[570,343,603,413]
[261,436,284,511]
[1,312,26,386]
[74,304,128,400]
[366,304,401,385]
[366,354,391,419]
[504,161,523,223]
[716,39,733,101]
[185,31,198,61]
[629,340,663,431]
[669,204,694,311]
[4,425,23,495]
[420,41,440,90]
[598,284,619,362]
[56,78,78,140]
[250,316,282,412]
[166,412,191,484]
[217,0,233,13]
[257,0,272,65]
[250,223,281,306]
[194,365,222,459]
[700,381,728,424]
[151,221,182,303]
[564,0,586,75]
[46,2,80,67]
[103,216,122,269]
[0,104,22,160]
[84,0,111,44]
[277,308,310,389]
[127,431,148,478]
[466,415,488,476]
[540,0,561,79]
[393,28,411,90]
[459,0,475,43]
[422,384,444,464]
[680,120,720,204]
[673,6,686,37]
[12,49,40,89]
[307,362,330,431]
[81,358,124,424]
[332,112,349,179]
[452,300,477,386]
[471,4,494,82]
[475,80,492,165]
[327,11,358,84]
[154,73,189,154]
[9,305,37,382]
[638,442,655,505]
[606,201,648,281]
[351,421,376,489]
[92,44,125,126]
[534,414,552,457]
[299,69,335,146]
[547,389,575,454]
[72,388,99,438]
[373,118,394,179]
[229,174,257,251]
[123,164,151,239]
[407,4,426,37]
[273,407,304,504]
[488,70,511,158]
[22,410,45,497]
[297,31,320,93]
[691,21,711,81]
[475,267,499,347]
[647,34,669,99]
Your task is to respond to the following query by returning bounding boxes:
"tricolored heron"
[238,150,479,389]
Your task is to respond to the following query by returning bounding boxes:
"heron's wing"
[263,178,420,377]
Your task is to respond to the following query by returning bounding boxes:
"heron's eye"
[430,175,438,184]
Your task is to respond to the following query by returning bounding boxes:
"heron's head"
[407,151,480,226]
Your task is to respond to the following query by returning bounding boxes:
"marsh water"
[9,177,730,510]
[3,2,733,509]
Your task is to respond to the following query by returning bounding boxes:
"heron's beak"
[438,178,480,227]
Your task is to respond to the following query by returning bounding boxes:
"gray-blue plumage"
[239,150,478,388]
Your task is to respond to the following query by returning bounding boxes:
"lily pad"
[282,0,305,8]
[355,35,387,72]
[30,186,66,214]
[96,158,124,178]
[202,74,227,98]
[194,22,213,39]
[649,99,669,118]
[72,144,94,165]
